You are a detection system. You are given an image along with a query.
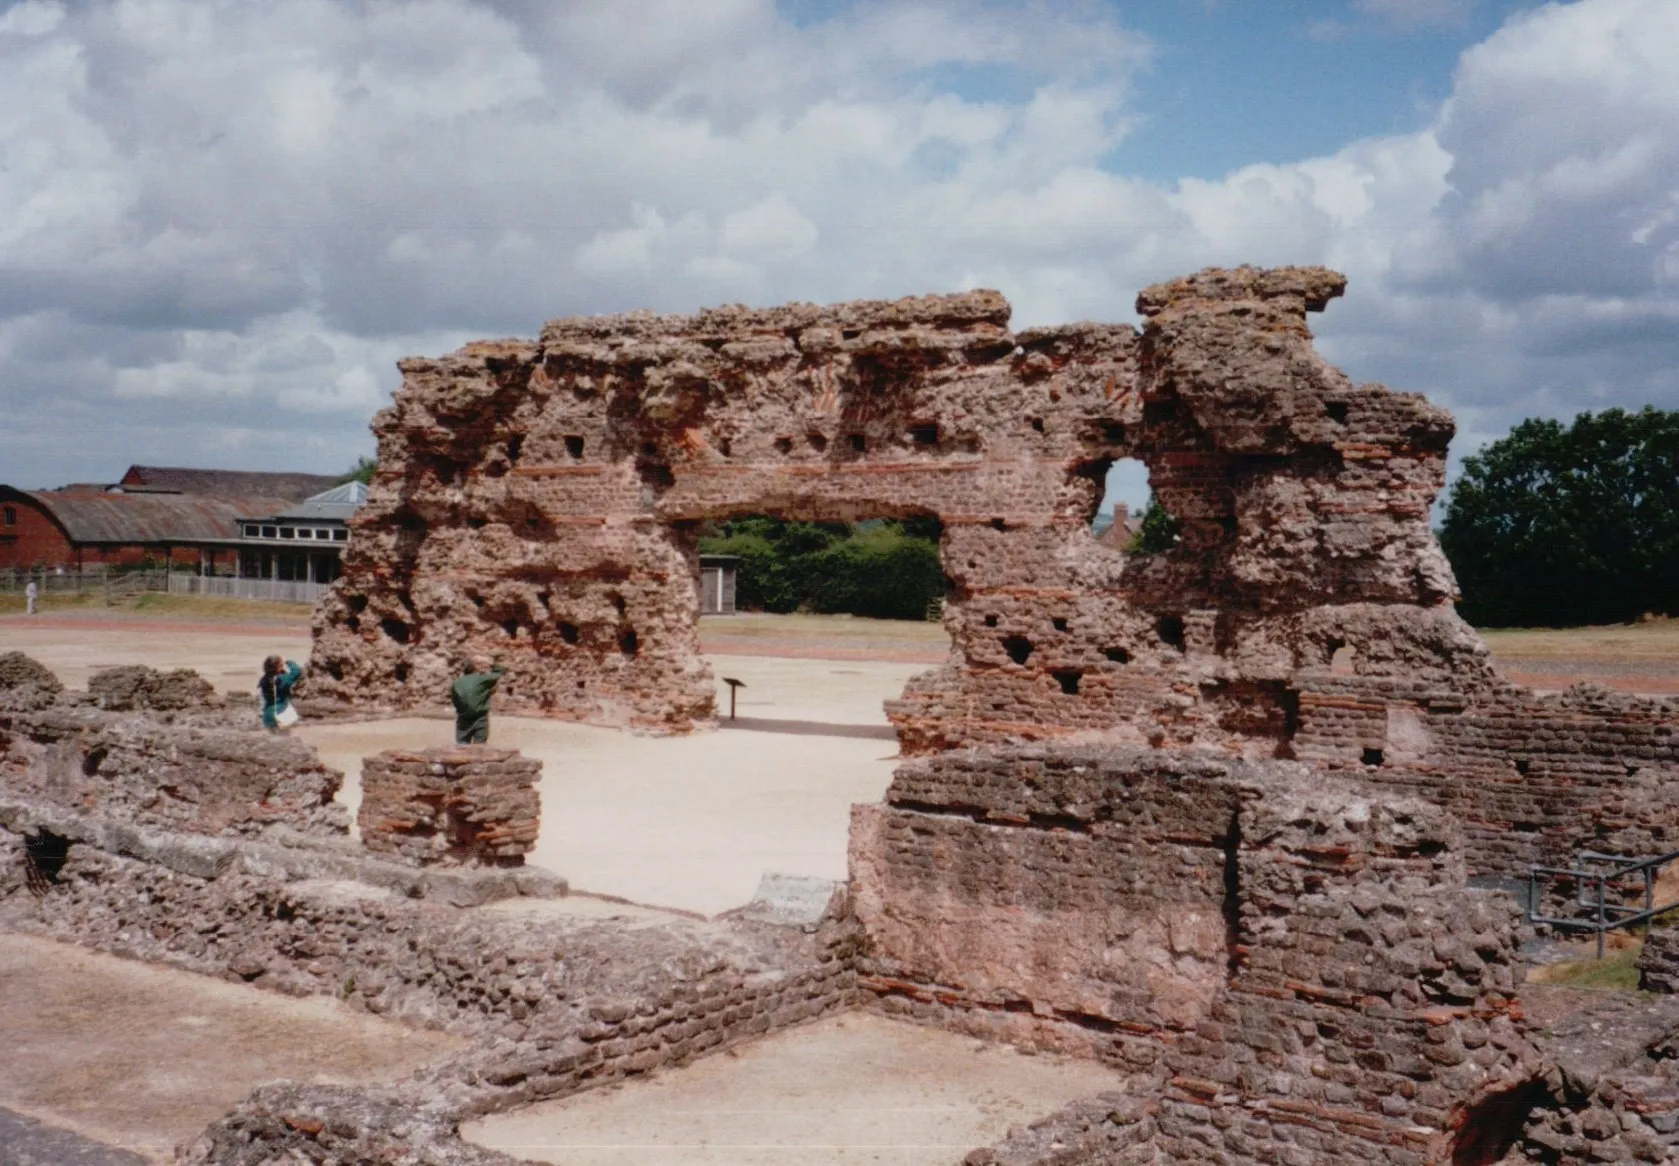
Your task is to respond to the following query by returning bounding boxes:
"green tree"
[1439,407,1679,627]
[699,515,945,620]
[338,457,377,485]
[1126,496,1180,555]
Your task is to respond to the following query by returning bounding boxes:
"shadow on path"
[0,1107,149,1166]
[719,717,898,741]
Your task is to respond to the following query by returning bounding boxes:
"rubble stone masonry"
[358,746,541,866]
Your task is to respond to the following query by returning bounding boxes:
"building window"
[297,528,313,539]
[315,528,331,539]
[262,526,277,538]
[332,529,348,542]
[279,527,295,539]
[243,524,258,538]
[2,506,14,526]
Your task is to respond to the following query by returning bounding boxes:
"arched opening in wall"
[23,828,70,895]
[1450,1079,1552,1165]
[678,510,954,728]
[693,514,949,624]
[1089,458,1179,554]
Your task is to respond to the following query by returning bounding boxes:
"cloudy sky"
[1,0,1675,513]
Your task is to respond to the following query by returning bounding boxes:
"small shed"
[698,554,738,615]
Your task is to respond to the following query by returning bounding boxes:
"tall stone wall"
[310,266,1477,746]
[313,265,1679,874]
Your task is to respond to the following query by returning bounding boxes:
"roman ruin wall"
[8,264,1679,1162]
[312,267,1679,874]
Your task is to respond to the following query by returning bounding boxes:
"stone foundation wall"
[1640,926,1679,993]
[1,817,858,1158]
[0,662,347,840]
[852,745,1546,1162]
[358,746,540,866]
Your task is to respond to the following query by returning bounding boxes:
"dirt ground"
[0,933,462,1163]
[461,1011,1124,1166]
[299,653,921,917]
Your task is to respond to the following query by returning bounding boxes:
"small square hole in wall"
[808,431,828,451]
[1156,616,1185,650]
[564,435,585,458]
[1052,617,1068,632]
[774,437,793,454]
[849,434,867,453]
[909,423,939,446]
[983,614,999,627]
[1052,669,1082,695]
[1104,646,1129,663]
[1325,402,1350,425]
[1361,747,1384,767]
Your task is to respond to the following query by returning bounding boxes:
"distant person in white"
[24,579,37,615]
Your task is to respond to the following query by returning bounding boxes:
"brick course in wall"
[358,746,540,866]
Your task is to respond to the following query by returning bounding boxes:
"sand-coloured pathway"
[462,1011,1125,1165]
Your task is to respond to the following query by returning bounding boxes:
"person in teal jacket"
[451,656,506,744]
[259,655,303,730]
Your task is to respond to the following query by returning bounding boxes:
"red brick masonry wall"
[358,746,540,866]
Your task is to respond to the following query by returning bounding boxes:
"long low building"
[0,466,355,577]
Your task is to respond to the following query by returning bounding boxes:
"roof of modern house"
[7,487,289,545]
[118,465,342,503]
[269,480,368,523]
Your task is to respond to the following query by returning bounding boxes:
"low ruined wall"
[853,744,1545,1163]
[851,748,1241,1069]
[1295,678,1679,872]
[1,817,857,1158]
[1641,926,1679,993]
[0,661,347,840]
[359,746,540,866]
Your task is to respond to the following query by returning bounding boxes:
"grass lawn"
[1477,618,1679,663]
[1526,945,1647,991]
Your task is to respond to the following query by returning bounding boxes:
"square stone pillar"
[358,746,540,867]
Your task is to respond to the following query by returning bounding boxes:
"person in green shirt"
[451,655,506,744]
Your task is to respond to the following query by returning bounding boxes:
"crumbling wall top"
[1134,263,1348,317]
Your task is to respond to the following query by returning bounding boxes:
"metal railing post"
[1596,876,1607,961]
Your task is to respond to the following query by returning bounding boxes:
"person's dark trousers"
[455,719,488,744]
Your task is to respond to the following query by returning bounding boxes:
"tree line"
[1439,407,1679,627]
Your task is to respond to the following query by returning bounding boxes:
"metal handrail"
[1528,847,1679,959]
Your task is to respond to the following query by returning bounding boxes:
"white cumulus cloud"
[0,0,1674,506]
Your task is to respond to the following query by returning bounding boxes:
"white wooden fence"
[0,568,166,594]
[167,574,329,604]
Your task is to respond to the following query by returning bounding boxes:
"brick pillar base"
[358,746,541,867]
